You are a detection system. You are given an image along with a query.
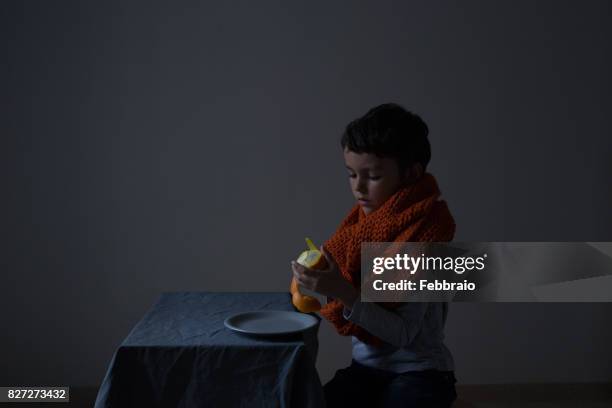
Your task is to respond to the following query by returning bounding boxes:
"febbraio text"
[370,253,486,292]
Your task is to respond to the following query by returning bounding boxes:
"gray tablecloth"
[94,292,324,408]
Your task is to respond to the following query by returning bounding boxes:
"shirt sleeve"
[342,300,430,347]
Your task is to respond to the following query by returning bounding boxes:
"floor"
[454,383,612,408]
[2,383,609,407]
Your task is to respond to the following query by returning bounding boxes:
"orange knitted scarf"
[320,173,455,346]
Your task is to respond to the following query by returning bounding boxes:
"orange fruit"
[290,237,325,313]
[291,281,321,313]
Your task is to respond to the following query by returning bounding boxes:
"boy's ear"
[403,163,423,184]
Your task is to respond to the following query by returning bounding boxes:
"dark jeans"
[324,360,457,408]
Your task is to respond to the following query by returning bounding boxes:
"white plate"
[224,311,318,336]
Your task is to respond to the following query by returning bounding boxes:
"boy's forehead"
[344,150,387,169]
[345,162,383,171]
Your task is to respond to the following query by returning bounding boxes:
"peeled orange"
[290,237,325,313]
[296,237,328,270]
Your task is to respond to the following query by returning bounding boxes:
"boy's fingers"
[303,267,323,278]
[293,270,313,287]
[292,270,302,282]
[291,261,305,273]
[292,261,323,277]
[292,264,315,278]
[320,246,338,268]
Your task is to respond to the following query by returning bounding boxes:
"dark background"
[2,0,611,388]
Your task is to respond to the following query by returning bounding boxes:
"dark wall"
[2,0,611,386]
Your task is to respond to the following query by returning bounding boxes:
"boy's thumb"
[320,246,335,266]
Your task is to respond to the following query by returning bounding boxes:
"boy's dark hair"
[341,103,431,171]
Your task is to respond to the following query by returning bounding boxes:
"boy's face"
[344,149,411,215]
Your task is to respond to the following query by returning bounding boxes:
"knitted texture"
[320,172,455,346]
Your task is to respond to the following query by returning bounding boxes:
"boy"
[291,103,457,408]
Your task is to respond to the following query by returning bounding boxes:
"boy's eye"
[348,173,356,178]
[369,175,381,180]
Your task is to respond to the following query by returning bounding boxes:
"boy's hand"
[291,246,358,309]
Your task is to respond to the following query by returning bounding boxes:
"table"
[94,292,324,408]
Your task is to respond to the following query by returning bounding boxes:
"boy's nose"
[356,178,368,193]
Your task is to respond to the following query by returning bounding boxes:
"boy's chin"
[360,204,375,215]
